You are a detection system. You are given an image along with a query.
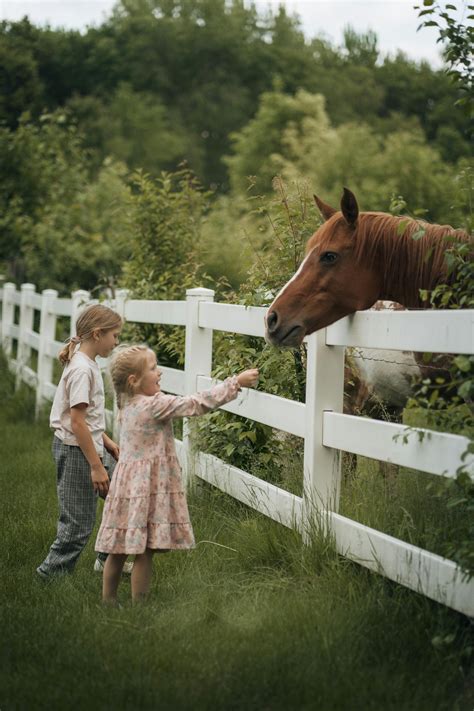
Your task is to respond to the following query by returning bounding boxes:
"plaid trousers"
[37,436,115,577]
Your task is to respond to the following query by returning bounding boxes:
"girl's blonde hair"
[109,344,151,409]
[59,304,122,365]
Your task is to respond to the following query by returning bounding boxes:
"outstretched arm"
[151,370,258,420]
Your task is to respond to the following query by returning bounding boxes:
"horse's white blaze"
[267,246,318,317]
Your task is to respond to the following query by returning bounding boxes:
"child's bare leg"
[102,553,127,603]
[131,547,155,603]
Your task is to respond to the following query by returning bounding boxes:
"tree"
[67,83,195,176]
[0,112,131,291]
[0,37,42,127]
[225,90,332,196]
[225,87,463,224]
[120,167,211,366]
[416,0,474,121]
[0,2,471,191]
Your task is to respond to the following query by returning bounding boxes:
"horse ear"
[340,187,359,226]
[313,194,337,221]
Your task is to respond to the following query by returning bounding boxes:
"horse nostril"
[267,310,279,332]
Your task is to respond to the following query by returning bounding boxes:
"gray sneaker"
[94,558,133,575]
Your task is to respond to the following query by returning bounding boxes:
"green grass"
[1,358,473,710]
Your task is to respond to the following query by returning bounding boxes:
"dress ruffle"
[96,522,195,554]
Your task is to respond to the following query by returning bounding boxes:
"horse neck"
[359,216,467,308]
[379,257,439,307]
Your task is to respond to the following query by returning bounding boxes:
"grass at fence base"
[339,407,472,560]
[1,358,473,710]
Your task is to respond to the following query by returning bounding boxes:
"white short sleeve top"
[50,351,105,455]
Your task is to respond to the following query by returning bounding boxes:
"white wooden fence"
[1,281,473,617]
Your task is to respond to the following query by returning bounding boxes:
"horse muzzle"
[264,310,305,347]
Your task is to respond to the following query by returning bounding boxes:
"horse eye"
[320,251,338,264]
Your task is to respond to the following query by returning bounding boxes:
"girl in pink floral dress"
[95,344,259,604]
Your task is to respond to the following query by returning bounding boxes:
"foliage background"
[1,0,473,289]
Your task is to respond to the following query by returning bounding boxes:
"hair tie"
[64,335,81,345]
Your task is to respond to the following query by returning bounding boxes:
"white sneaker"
[94,558,105,573]
[94,558,133,575]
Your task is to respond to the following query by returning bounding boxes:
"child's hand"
[237,369,259,389]
[91,463,110,496]
[105,438,120,461]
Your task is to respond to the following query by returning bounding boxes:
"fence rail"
[1,281,473,617]
[326,309,474,352]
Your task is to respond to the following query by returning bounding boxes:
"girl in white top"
[37,304,122,579]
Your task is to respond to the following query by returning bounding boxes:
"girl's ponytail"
[59,336,82,366]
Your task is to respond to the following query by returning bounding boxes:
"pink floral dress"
[95,377,240,555]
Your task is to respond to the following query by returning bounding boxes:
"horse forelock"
[306,214,343,254]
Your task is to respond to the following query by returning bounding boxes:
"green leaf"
[397,219,409,236]
[447,497,468,508]
[454,355,471,373]
[412,228,426,241]
[458,381,472,400]
[238,430,257,443]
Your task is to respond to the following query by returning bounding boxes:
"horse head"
[265,188,381,347]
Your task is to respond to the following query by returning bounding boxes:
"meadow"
[1,359,473,711]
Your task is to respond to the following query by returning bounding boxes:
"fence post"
[16,283,36,389]
[183,287,214,486]
[302,330,345,540]
[70,289,90,337]
[112,288,129,440]
[1,282,16,360]
[36,289,58,416]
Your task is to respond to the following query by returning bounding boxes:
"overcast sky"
[0,0,455,67]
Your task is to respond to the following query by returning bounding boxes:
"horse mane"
[323,212,472,307]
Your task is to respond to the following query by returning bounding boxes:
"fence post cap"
[21,283,36,292]
[41,288,58,297]
[72,289,90,298]
[186,288,214,298]
[3,282,16,290]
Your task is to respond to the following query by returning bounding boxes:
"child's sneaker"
[94,558,133,575]
[94,558,105,573]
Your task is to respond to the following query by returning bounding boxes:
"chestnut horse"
[265,188,471,348]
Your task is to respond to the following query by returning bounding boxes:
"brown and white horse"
[265,188,471,412]
[265,188,470,348]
